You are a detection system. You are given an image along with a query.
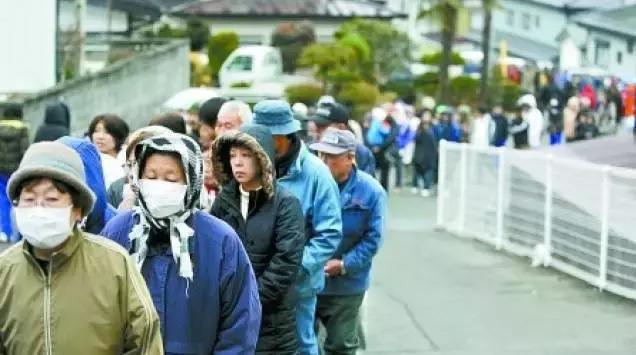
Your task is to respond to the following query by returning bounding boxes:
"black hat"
[310,103,349,127]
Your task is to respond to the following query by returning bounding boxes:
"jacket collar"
[340,167,359,206]
[22,228,83,269]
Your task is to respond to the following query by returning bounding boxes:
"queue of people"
[0,96,387,355]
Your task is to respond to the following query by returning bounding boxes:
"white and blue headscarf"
[129,133,203,282]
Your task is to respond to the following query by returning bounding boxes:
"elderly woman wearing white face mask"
[0,141,161,354]
[100,133,262,355]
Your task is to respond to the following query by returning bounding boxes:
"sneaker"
[420,189,431,197]
[411,187,418,194]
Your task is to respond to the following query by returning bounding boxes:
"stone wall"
[21,39,189,138]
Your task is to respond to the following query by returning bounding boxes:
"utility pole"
[77,0,86,76]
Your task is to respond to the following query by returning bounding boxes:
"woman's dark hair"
[149,112,187,134]
[88,114,130,153]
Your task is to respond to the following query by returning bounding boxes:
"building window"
[628,40,634,54]
[617,51,623,64]
[522,13,531,30]
[594,39,610,68]
[535,15,540,27]
[506,9,514,26]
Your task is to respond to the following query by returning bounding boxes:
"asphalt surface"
[2,193,635,354]
[361,191,636,355]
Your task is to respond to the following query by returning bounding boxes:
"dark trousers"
[412,165,434,189]
[374,152,391,192]
[316,294,365,355]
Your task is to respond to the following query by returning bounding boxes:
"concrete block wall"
[21,39,190,138]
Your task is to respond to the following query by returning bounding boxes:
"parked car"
[219,46,283,89]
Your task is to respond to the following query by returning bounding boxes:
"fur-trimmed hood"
[211,124,275,197]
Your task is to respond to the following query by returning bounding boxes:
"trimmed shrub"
[421,51,465,66]
[449,76,479,106]
[337,81,380,120]
[208,31,239,82]
[271,21,316,73]
[285,84,324,106]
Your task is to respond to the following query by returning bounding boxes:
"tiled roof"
[172,0,404,19]
[574,4,636,39]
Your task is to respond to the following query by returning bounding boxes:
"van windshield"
[226,55,253,71]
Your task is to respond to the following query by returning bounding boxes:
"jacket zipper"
[24,253,53,355]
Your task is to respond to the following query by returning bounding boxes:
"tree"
[419,0,464,104]
[186,18,210,51]
[271,21,316,73]
[208,32,239,82]
[298,42,360,93]
[336,19,411,84]
[480,0,497,104]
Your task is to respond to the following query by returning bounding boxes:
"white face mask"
[139,179,187,219]
[15,206,74,250]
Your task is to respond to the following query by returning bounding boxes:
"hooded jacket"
[0,230,162,354]
[100,211,261,355]
[58,137,117,234]
[210,124,305,354]
[277,141,342,298]
[100,133,261,355]
[34,102,70,143]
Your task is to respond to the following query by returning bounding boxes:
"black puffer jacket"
[0,118,29,174]
[33,102,70,143]
[210,124,305,355]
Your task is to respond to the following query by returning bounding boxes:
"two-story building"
[468,0,627,66]
[572,4,636,82]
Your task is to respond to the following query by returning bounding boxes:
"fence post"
[458,143,468,235]
[599,166,611,290]
[436,140,447,228]
[495,148,505,250]
[543,155,553,267]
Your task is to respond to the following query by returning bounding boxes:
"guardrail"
[437,141,636,300]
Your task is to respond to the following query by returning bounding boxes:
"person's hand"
[324,259,343,277]
[372,147,380,153]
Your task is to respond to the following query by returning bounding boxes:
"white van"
[219,46,283,88]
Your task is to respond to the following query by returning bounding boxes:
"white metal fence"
[437,141,636,300]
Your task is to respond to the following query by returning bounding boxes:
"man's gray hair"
[218,100,252,125]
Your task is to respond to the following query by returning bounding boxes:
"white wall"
[586,31,636,81]
[494,0,567,48]
[0,0,56,94]
[200,18,346,45]
[59,1,128,33]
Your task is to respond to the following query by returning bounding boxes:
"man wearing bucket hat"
[253,100,342,355]
[310,128,386,355]
[0,141,161,354]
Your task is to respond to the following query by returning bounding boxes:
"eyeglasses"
[16,197,72,209]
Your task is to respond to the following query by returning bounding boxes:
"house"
[572,4,636,81]
[169,0,406,45]
[467,0,628,66]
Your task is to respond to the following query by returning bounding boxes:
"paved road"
[362,192,636,355]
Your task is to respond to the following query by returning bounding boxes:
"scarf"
[130,133,203,283]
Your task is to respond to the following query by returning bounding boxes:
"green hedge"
[285,84,324,106]
[337,81,380,120]
[208,32,239,82]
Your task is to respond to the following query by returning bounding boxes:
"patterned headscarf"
[129,133,203,282]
